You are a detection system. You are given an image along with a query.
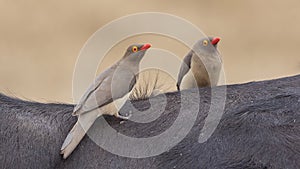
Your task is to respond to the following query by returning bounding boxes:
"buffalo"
[1,75,300,169]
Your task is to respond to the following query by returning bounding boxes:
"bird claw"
[115,112,131,120]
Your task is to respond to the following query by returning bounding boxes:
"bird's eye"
[132,46,138,52]
[203,40,208,46]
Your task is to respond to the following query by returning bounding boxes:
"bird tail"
[60,111,98,159]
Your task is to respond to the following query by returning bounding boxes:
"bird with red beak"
[60,43,151,159]
[177,37,222,90]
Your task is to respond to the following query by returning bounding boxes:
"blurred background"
[0,0,299,103]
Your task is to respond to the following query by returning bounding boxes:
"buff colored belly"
[179,69,198,90]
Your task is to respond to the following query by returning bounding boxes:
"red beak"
[211,37,221,45]
[140,43,151,50]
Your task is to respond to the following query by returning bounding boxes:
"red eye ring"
[132,46,138,52]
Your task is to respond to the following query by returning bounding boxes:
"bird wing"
[177,51,193,90]
[73,65,117,115]
[73,64,137,116]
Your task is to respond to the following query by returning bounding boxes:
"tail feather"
[60,110,99,159]
[60,121,86,159]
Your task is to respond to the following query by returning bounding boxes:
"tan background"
[0,0,299,103]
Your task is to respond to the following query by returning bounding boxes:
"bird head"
[122,43,152,61]
[193,37,221,56]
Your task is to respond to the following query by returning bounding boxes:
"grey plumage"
[61,43,151,159]
[177,37,222,90]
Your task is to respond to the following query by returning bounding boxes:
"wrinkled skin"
[1,75,300,169]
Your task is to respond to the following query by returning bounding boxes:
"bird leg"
[115,112,132,120]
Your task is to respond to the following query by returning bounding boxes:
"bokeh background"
[0,0,299,103]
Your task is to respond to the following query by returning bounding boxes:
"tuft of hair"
[129,69,177,100]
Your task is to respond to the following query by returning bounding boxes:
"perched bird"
[177,37,222,90]
[61,43,151,159]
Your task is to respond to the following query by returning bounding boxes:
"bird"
[177,37,222,90]
[60,43,151,159]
